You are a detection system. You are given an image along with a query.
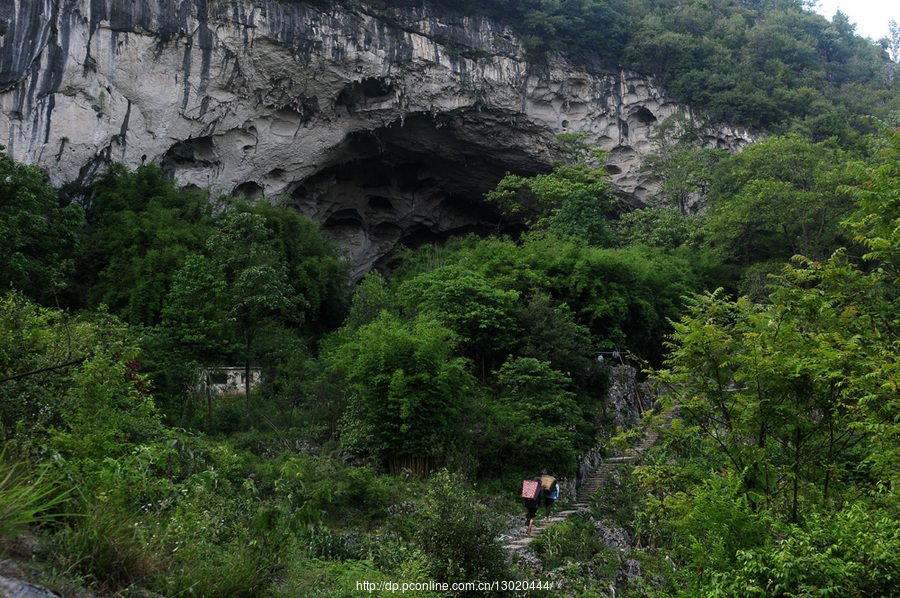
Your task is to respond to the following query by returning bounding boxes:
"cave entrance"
[287,111,551,279]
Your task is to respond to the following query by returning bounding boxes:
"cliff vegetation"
[3,0,900,595]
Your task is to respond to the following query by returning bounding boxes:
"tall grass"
[54,502,158,593]
[0,451,70,537]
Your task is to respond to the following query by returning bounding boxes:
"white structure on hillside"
[199,367,262,396]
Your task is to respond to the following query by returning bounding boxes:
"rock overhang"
[0,0,751,276]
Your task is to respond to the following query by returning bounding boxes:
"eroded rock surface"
[0,0,750,275]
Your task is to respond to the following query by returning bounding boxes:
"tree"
[492,357,583,474]
[654,284,868,520]
[530,239,700,365]
[844,121,900,275]
[515,292,596,388]
[638,128,900,596]
[641,114,726,214]
[0,147,83,304]
[839,122,900,481]
[161,254,232,361]
[248,201,349,332]
[206,208,304,428]
[341,270,393,334]
[332,312,473,475]
[413,470,507,588]
[706,135,857,277]
[83,163,213,325]
[0,292,161,456]
[158,253,234,428]
[885,20,900,62]
[398,265,520,375]
[485,133,614,230]
[708,501,900,596]
[0,292,78,440]
[617,207,707,251]
[549,190,618,247]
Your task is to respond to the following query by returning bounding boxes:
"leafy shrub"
[532,515,606,570]
[491,357,582,475]
[592,466,645,538]
[211,395,251,435]
[344,466,391,518]
[331,312,473,474]
[355,530,409,573]
[411,470,508,588]
[698,497,900,598]
[152,497,300,597]
[650,471,771,572]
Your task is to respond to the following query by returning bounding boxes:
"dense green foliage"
[423,0,899,134]
[0,146,83,304]
[4,0,900,589]
[6,113,900,594]
[83,163,214,325]
[331,313,473,475]
[623,124,900,596]
[706,134,857,268]
[412,470,508,584]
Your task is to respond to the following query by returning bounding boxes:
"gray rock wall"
[0,0,751,275]
[575,365,649,487]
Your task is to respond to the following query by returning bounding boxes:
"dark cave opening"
[285,110,555,277]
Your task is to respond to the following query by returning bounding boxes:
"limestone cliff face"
[0,0,749,276]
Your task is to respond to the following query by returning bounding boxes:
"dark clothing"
[522,489,543,512]
[543,478,559,517]
[523,478,544,531]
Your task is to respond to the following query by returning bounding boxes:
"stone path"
[504,412,672,553]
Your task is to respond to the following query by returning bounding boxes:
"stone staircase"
[504,411,673,553]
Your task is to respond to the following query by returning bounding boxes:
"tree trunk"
[389,455,433,477]
[245,357,251,429]
[791,425,801,523]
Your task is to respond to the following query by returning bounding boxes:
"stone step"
[504,409,676,554]
[504,539,534,549]
[534,518,565,527]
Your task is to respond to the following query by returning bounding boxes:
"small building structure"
[200,367,262,396]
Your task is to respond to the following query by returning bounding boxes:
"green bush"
[699,497,900,597]
[211,396,252,435]
[355,530,410,573]
[344,466,391,518]
[411,470,508,588]
[655,471,771,571]
[532,515,606,571]
[150,496,300,597]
